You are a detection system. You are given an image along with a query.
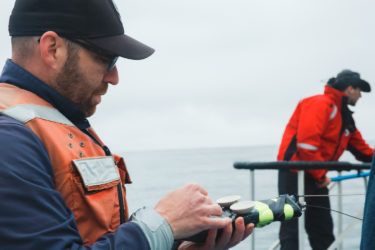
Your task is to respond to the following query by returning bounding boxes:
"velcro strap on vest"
[0,104,74,126]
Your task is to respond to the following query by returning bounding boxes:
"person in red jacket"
[277,69,374,250]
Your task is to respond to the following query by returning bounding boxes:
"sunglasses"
[68,39,119,71]
[38,37,119,71]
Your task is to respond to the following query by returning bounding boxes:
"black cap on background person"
[327,69,371,92]
[9,0,155,60]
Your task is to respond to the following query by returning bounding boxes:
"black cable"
[305,204,362,221]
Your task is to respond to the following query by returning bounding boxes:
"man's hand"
[178,217,254,250]
[154,183,232,239]
[316,176,331,188]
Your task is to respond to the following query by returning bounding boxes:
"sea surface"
[123,145,367,250]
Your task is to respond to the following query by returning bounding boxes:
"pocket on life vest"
[72,156,120,192]
[70,156,121,242]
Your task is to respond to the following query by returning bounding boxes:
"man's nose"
[104,66,119,85]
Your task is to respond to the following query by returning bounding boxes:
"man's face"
[55,43,119,117]
[347,87,362,106]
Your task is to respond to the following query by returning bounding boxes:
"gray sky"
[1,0,375,152]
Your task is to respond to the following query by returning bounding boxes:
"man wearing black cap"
[277,70,374,249]
[0,0,253,249]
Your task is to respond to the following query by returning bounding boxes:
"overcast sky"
[1,1,375,152]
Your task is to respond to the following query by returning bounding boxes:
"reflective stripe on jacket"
[277,86,374,181]
[0,83,132,245]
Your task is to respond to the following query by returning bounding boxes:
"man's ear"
[344,85,354,94]
[39,31,68,70]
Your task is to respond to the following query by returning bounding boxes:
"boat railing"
[233,161,371,250]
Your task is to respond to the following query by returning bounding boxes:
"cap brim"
[359,79,371,92]
[89,34,155,60]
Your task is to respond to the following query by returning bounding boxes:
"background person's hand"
[316,176,331,188]
[154,183,232,239]
[178,217,254,250]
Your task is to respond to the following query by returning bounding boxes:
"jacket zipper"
[330,116,345,161]
[330,133,343,161]
[102,145,126,224]
[83,129,126,224]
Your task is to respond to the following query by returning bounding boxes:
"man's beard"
[55,51,97,117]
[348,98,357,106]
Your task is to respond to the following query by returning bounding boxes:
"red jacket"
[277,86,374,181]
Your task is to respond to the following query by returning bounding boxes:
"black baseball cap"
[9,0,155,60]
[328,69,371,92]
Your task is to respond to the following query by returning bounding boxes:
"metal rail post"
[337,172,343,250]
[250,170,255,250]
[298,170,305,250]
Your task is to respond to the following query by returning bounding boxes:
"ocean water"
[123,145,367,249]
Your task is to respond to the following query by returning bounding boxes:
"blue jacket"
[361,157,375,249]
[0,60,171,249]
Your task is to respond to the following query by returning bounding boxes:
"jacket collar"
[324,85,348,110]
[0,59,90,129]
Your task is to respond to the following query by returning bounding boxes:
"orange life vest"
[0,83,132,245]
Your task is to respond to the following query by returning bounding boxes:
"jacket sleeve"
[347,129,374,162]
[295,98,332,181]
[0,116,151,250]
